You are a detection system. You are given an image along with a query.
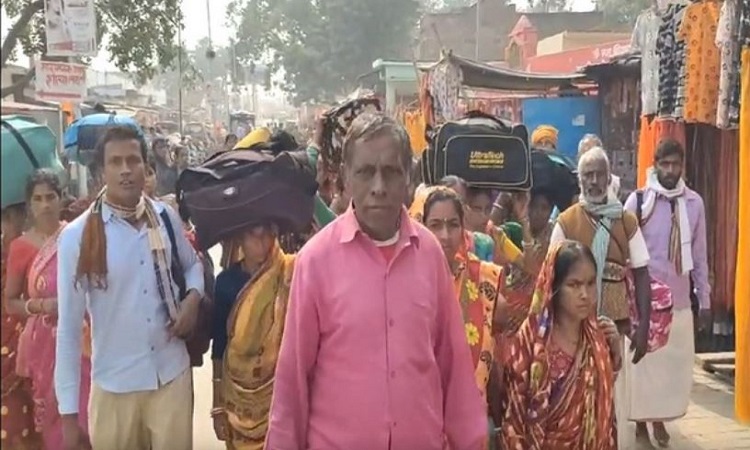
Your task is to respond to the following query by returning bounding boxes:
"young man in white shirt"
[55,126,204,450]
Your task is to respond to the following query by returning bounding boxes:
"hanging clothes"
[736,47,750,426]
[403,110,428,156]
[657,3,689,118]
[636,116,686,187]
[716,0,741,129]
[742,0,750,48]
[678,0,722,125]
[631,8,663,116]
[427,59,462,122]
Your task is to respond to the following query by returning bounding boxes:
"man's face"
[579,158,610,203]
[655,153,683,190]
[344,134,409,240]
[102,139,146,206]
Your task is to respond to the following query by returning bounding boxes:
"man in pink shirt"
[266,114,487,450]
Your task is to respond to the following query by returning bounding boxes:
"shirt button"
[143,289,147,294]
[140,260,145,265]
[390,370,396,378]
[150,346,155,351]
[146,318,151,323]
[388,319,395,327]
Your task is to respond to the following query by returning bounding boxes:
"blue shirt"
[211,263,252,360]
[55,199,205,415]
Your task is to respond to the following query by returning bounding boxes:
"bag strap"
[160,209,187,298]
[1,120,41,169]
[636,190,644,225]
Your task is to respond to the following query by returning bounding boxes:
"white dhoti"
[616,336,635,449]
[629,307,695,421]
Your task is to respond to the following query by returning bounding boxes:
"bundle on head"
[248,129,300,156]
[320,97,382,174]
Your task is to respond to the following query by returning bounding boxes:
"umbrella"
[63,113,144,164]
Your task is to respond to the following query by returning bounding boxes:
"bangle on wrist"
[210,407,226,418]
[24,300,36,316]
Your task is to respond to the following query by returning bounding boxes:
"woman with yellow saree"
[211,224,295,449]
[501,240,621,449]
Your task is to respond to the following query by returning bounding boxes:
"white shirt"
[610,174,622,199]
[549,213,650,269]
[55,200,205,415]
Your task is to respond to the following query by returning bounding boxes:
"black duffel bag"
[421,111,532,190]
[530,148,579,213]
[176,149,318,251]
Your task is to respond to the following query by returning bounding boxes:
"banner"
[36,61,87,103]
[44,0,97,57]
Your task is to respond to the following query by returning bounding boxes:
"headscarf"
[531,125,559,149]
[408,185,442,221]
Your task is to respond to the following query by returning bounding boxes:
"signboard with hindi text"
[35,61,87,103]
[44,0,98,57]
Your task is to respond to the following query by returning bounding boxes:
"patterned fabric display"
[657,3,689,118]
[716,0,741,129]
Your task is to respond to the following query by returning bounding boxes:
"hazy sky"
[2,0,597,71]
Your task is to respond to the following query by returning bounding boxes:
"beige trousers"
[89,369,193,450]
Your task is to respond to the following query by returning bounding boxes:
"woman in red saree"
[1,203,39,450]
[501,240,621,449]
[5,171,91,450]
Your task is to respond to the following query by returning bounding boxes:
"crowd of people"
[0,111,710,450]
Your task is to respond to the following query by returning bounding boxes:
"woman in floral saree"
[5,171,91,450]
[420,187,521,449]
[501,240,621,449]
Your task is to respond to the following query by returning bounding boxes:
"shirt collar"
[339,205,419,247]
[101,196,165,223]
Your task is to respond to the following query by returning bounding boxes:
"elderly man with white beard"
[549,146,652,449]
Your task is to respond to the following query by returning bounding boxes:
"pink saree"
[15,226,92,450]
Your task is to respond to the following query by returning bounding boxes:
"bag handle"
[462,110,512,132]
[1,120,41,169]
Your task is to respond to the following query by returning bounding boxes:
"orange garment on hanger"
[403,110,428,156]
[678,1,722,125]
[636,116,686,187]
[735,47,750,426]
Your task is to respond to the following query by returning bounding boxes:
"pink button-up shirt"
[266,208,487,450]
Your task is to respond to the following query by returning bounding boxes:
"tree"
[526,0,570,13]
[1,0,182,98]
[228,0,420,105]
[596,0,652,26]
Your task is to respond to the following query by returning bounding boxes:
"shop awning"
[431,53,588,92]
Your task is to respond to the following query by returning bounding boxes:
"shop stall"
[607,0,747,422]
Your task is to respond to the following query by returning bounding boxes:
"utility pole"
[177,24,184,136]
[474,0,480,60]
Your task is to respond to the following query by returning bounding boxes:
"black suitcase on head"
[421,111,532,190]
[176,149,318,251]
